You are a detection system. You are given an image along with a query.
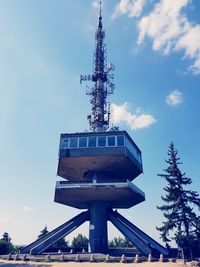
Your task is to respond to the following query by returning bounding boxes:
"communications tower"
[21,3,168,256]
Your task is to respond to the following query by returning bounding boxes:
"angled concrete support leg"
[108,209,168,256]
[108,209,151,255]
[20,210,89,255]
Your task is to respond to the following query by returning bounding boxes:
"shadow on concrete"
[0,263,51,267]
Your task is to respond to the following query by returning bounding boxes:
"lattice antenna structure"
[80,2,115,132]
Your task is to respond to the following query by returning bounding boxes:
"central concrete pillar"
[89,201,108,253]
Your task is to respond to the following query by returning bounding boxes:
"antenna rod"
[99,1,102,17]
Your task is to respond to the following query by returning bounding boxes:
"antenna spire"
[99,1,102,17]
[80,3,115,132]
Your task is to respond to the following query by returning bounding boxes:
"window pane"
[117,135,124,146]
[88,136,96,147]
[62,138,69,149]
[108,136,115,146]
[98,136,106,146]
[137,151,142,163]
[79,137,87,147]
[69,138,78,148]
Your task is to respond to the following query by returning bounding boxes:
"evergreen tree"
[0,233,14,255]
[38,225,49,239]
[157,142,200,259]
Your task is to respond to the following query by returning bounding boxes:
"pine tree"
[157,142,200,259]
[38,225,49,239]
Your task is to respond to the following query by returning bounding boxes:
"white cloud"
[112,0,145,20]
[23,206,35,213]
[137,0,190,52]
[111,102,156,130]
[190,56,200,74]
[166,90,183,106]
[175,25,200,74]
[137,0,200,73]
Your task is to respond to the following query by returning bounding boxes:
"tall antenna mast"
[80,1,115,132]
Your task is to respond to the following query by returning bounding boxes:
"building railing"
[56,181,128,189]
[55,180,145,198]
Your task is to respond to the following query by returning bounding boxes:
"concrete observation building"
[21,3,168,256]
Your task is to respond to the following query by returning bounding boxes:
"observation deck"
[54,180,145,209]
[57,130,143,181]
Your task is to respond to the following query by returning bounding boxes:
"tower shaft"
[89,201,108,253]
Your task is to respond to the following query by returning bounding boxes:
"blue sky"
[0,0,200,246]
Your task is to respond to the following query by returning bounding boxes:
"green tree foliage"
[51,238,68,249]
[157,143,200,258]
[0,240,13,255]
[38,225,49,239]
[2,232,11,243]
[109,236,133,248]
[0,232,14,255]
[71,234,89,250]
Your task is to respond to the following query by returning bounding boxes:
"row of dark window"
[61,135,125,149]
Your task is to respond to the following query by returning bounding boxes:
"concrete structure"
[20,3,168,256]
